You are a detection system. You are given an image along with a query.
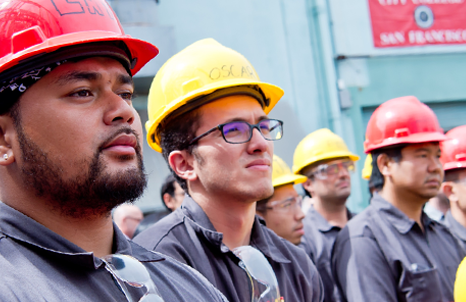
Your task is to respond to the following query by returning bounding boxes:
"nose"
[294,205,305,221]
[246,127,271,154]
[428,155,443,174]
[103,92,135,126]
[337,163,351,178]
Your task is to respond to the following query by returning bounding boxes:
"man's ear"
[0,114,16,166]
[163,193,175,210]
[441,182,457,203]
[168,150,197,182]
[302,178,314,195]
[377,153,392,177]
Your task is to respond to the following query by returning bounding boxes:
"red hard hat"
[440,125,466,171]
[0,0,158,76]
[364,96,447,153]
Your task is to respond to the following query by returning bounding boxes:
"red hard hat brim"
[365,131,448,154]
[0,31,159,76]
[444,161,466,171]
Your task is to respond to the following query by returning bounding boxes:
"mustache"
[98,127,142,153]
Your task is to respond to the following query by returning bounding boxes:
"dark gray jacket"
[0,202,228,302]
[332,193,465,302]
[301,205,354,302]
[134,196,323,302]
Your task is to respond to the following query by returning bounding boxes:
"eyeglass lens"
[102,254,165,302]
[232,246,280,302]
[222,119,282,144]
[271,196,302,212]
[316,161,354,178]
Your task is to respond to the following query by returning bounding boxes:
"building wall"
[110,0,466,213]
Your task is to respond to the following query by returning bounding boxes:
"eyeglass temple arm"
[189,126,220,145]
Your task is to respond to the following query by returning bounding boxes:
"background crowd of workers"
[1,0,466,301]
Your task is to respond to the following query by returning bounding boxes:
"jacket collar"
[181,195,290,263]
[306,204,353,232]
[370,193,434,234]
[0,202,163,269]
[445,210,466,241]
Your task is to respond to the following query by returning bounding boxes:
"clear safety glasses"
[102,254,165,302]
[189,119,283,145]
[309,159,355,180]
[257,195,303,214]
[232,246,281,302]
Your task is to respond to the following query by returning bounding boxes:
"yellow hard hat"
[455,256,466,302]
[145,38,284,152]
[292,128,360,174]
[272,155,307,188]
[361,154,372,180]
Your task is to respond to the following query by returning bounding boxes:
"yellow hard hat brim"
[145,79,284,153]
[272,174,308,188]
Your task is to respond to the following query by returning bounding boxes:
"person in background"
[0,1,228,300]
[256,155,307,245]
[332,96,465,302]
[293,128,359,302]
[134,38,323,302]
[113,204,144,239]
[134,174,185,236]
[440,125,466,246]
[424,192,450,222]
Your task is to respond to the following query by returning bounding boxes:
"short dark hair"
[256,197,270,212]
[160,174,177,211]
[444,168,465,183]
[370,145,406,191]
[159,109,201,192]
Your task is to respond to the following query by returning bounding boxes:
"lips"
[102,134,137,154]
[425,178,441,186]
[246,158,271,168]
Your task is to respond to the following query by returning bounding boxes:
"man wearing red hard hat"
[440,125,466,248]
[332,96,465,302]
[0,1,228,301]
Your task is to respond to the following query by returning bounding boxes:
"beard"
[15,122,147,219]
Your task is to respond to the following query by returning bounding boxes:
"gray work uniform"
[134,196,323,302]
[444,210,466,248]
[300,205,354,302]
[0,202,228,302]
[332,193,465,302]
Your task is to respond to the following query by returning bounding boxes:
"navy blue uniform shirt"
[332,193,465,302]
[0,202,228,302]
[134,196,323,302]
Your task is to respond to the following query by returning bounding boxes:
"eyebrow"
[222,115,269,124]
[54,71,133,87]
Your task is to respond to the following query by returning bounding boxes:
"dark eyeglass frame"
[188,119,283,146]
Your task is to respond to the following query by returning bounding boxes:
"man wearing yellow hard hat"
[293,128,359,302]
[256,155,308,245]
[134,39,323,302]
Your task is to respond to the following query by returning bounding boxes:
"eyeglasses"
[257,196,303,213]
[309,159,355,180]
[102,254,165,302]
[232,246,281,302]
[189,119,283,145]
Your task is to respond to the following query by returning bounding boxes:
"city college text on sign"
[368,0,466,48]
